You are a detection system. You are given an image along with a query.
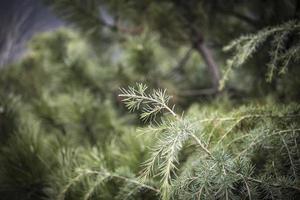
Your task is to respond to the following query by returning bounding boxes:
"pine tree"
[0,1,300,200]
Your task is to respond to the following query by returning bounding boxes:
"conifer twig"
[119,83,177,121]
[65,168,160,195]
[119,84,300,198]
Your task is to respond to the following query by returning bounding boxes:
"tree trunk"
[195,40,221,90]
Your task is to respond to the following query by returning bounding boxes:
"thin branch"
[59,172,87,199]
[190,133,212,157]
[83,175,110,200]
[227,168,300,192]
[216,116,246,145]
[196,114,300,124]
[243,177,252,200]
[81,169,160,193]
[280,135,297,178]
[207,122,219,147]
[108,173,160,193]
[235,129,300,159]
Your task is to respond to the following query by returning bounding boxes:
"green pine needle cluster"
[221,20,300,89]
[119,84,300,200]
[119,83,176,121]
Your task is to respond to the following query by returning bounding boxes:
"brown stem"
[194,40,221,89]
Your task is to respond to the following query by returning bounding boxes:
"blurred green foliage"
[0,1,300,198]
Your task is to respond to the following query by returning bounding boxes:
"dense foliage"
[1,1,300,200]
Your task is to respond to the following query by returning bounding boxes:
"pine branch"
[119,83,177,121]
[235,128,300,159]
[220,20,300,89]
[120,84,300,199]
[59,167,160,199]
[280,135,297,178]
